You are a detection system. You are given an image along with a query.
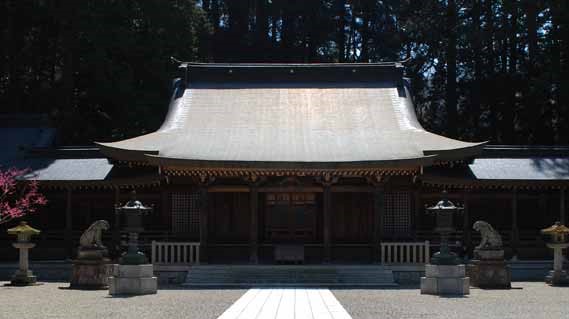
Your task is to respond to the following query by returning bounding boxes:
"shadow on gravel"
[436,295,469,299]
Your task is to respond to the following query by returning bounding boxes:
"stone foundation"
[468,260,511,289]
[109,264,157,295]
[546,270,569,286]
[10,269,37,286]
[420,264,470,295]
[468,249,511,289]
[69,259,111,289]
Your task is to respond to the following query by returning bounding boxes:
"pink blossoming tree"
[0,167,47,225]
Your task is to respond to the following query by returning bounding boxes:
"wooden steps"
[182,265,397,288]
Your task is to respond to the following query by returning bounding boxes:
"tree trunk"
[484,0,499,139]
[471,0,483,135]
[6,0,24,112]
[525,0,541,142]
[503,1,518,143]
[445,0,458,137]
[336,0,346,62]
[62,1,77,118]
[255,0,269,60]
[550,0,569,143]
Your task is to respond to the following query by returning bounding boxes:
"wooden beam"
[160,188,170,232]
[413,190,420,241]
[421,192,542,200]
[113,187,120,253]
[560,188,566,224]
[65,187,73,259]
[323,184,332,263]
[372,187,384,263]
[199,186,209,263]
[249,185,259,264]
[511,189,519,258]
[208,185,250,193]
[259,186,323,193]
[331,185,374,193]
[462,191,472,256]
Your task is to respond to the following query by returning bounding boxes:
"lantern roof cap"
[541,222,569,235]
[426,190,463,211]
[116,190,152,211]
[7,221,41,236]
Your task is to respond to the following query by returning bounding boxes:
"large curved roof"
[98,63,485,170]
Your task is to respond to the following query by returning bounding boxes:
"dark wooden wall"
[208,192,250,243]
[331,192,373,243]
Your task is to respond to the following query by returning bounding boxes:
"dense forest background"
[0,0,568,145]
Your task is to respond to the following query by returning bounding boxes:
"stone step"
[183,265,397,287]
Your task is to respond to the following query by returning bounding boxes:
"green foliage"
[1,0,568,144]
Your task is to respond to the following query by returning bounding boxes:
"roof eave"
[96,142,158,162]
[424,141,488,162]
[144,154,437,170]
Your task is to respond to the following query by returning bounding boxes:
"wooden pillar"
[160,188,170,237]
[462,191,471,256]
[64,187,73,259]
[112,187,120,252]
[412,190,420,241]
[372,186,384,263]
[317,174,337,263]
[561,188,566,224]
[199,185,209,263]
[249,184,259,264]
[511,189,519,258]
[323,184,332,263]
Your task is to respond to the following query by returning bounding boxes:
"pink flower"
[0,167,47,225]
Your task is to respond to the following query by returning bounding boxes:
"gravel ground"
[333,282,568,319]
[0,282,245,319]
[1,282,566,319]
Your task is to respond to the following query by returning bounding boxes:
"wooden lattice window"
[171,192,200,234]
[265,193,317,241]
[383,192,412,237]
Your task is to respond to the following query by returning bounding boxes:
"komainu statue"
[79,220,110,250]
[470,220,511,289]
[71,220,111,289]
[473,220,503,250]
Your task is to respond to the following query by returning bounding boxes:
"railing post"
[151,241,156,264]
[196,245,200,265]
[425,240,430,264]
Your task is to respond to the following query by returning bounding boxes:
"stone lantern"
[425,190,463,265]
[541,221,569,286]
[115,190,153,265]
[421,190,469,295]
[7,221,40,286]
[109,190,157,295]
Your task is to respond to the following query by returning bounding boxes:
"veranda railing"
[380,241,430,264]
[151,241,200,265]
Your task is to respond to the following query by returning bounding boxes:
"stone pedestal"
[11,269,37,286]
[70,248,111,289]
[10,242,37,286]
[545,243,569,286]
[70,259,111,289]
[421,264,470,295]
[546,270,569,285]
[468,249,511,289]
[109,264,157,295]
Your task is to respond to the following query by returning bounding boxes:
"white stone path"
[217,289,353,319]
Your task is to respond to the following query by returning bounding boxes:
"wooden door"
[264,192,317,243]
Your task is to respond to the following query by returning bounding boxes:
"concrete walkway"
[217,288,352,319]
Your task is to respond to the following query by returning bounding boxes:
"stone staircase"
[183,265,397,288]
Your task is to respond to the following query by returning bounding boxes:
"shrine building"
[1,63,568,265]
